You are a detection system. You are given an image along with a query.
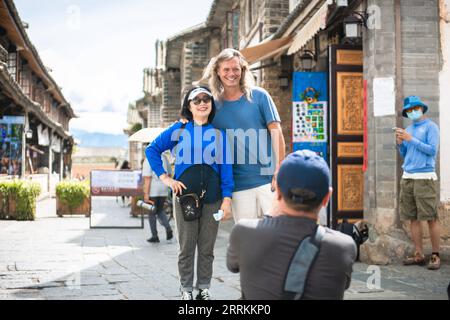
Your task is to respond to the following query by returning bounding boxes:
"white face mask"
[407,109,423,121]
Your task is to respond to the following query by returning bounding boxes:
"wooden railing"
[0,44,7,64]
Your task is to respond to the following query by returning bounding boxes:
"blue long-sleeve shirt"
[145,121,234,198]
[397,118,439,174]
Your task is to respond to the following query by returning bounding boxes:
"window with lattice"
[191,41,208,67]
[19,67,31,98]
[7,51,17,81]
[33,84,45,107]
[227,10,240,49]
[44,93,51,113]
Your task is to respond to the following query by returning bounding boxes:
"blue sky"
[14,0,213,134]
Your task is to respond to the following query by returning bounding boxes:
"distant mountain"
[70,129,128,148]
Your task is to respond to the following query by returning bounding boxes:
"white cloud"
[70,112,128,135]
[15,0,213,134]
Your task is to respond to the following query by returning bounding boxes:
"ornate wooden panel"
[337,165,364,211]
[336,50,363,66]
[330,45,364,227]
[337,72,364,135]
[337,142,364,158]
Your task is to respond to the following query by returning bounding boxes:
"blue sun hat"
[402,96,428,118]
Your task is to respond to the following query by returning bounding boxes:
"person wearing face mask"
[395,96,441,270]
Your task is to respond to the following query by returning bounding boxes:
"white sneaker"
[181,291,193,300]
[196,288,211,300]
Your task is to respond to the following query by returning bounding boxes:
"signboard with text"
[90,170,143,197]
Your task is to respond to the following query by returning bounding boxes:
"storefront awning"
[240,36,294,64]
[287,2,329,55]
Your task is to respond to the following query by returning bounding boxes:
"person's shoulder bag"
[283,225,326,300]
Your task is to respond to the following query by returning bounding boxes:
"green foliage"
[0,182,7,218]
[0,180,41,221]
[131,123,142,134]
[16,182,41,221]
[56,180,90,213]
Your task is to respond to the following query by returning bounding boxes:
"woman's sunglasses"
[191,96,212,105]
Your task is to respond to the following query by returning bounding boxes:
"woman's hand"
[160,174,187,195]
[220,197,233,221]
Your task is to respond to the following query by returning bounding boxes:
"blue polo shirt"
[212,87,281,192]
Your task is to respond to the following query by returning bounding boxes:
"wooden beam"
[394,0,403,228]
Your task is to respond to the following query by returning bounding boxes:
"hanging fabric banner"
[37,124,50,147]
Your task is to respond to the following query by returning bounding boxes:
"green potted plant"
[0,182,7,219]
[15,181,41,221]
[0,180,41,221]
[56,180,91,217]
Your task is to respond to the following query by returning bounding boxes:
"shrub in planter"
[0,180,41,220]
[16,182,41,221]
[0,182,7,219]
[56,180,90,217]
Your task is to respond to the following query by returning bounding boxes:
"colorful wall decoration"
[0,116,24,176]
[292,72,328,160]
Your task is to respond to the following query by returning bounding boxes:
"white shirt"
[142,154,171,197]
[402,172,438,180]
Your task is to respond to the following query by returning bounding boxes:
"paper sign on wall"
[373,77,395,117]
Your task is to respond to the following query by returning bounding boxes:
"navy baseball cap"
[277,150,330,204]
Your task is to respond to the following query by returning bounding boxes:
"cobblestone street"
[0,197,448,300]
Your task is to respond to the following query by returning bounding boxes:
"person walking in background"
[146,86,234,300]
[199,48,285,222]
[120,160,131,206]
[226,150,356,300]
[142,154,173,243]
[396,96,441,270]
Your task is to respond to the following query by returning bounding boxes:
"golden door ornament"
[337,72,364,135]
[337,142,364,158]
[336,50,363,66]
[337,165,364,211]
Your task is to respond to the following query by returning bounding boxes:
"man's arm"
[396,125,439,157]
[408,124,439,157]
[345,240,358,290]
[226,226,241,273]
[268,122,285,189]
[143,176,153,204]
[397,140,407,158]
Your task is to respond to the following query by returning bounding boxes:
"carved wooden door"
[329,45,364,228]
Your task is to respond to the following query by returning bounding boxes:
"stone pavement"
[0,197,448,300]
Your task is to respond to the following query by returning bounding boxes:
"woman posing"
[146,86,233,300]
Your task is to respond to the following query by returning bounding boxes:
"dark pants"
[174,199,221,292]
[149,197,172,237]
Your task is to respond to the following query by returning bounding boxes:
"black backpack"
[337,219,369,261]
